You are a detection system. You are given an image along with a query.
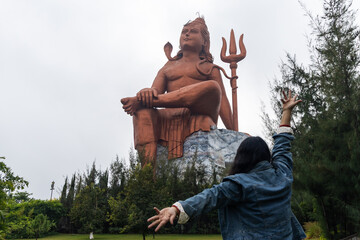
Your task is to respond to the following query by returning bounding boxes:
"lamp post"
[50,181,55,200]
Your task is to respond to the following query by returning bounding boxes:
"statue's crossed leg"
[121,80,222,163]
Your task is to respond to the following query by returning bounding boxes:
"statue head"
[177,17,213,63]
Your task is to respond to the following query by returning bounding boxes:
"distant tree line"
[58,150,224,240]
[1,150,225,239]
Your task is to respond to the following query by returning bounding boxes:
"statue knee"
[205,80,221,105]
[206,80,221,97]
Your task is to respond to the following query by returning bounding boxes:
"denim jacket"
[177,132,306,240]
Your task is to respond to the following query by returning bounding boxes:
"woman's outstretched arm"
[147,180,242,232]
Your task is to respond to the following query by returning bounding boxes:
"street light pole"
[50,181,55,200]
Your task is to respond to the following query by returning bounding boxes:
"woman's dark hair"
[229,136,271,175]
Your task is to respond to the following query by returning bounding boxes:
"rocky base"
[157,128,249,175]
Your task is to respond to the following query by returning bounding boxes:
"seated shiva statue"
[121,17,234,165]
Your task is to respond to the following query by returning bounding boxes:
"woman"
[147,90,306,240]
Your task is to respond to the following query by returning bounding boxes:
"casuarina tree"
[264,0,360,238]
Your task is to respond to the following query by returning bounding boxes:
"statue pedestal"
[157,128,248,174]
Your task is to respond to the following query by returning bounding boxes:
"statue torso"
[163,60,212,92]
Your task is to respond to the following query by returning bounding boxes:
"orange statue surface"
[121,18,244,165]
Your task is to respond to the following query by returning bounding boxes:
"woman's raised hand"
[281,89,302,112]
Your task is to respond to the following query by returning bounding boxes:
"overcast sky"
[1,0,359,200]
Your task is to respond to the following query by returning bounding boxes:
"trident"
[221,29,246,132]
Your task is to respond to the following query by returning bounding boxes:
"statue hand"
[281,89,302,112]
[137,88,158,108]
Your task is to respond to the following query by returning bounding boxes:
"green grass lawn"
[14,234,222,240]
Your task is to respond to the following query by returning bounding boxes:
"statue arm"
[137,66,167,107]
[211,68,234,130]
[151,67,167,94]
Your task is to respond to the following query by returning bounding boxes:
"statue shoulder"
[197,61,220,77]
[157,60,175,72]
[163,60,176,67]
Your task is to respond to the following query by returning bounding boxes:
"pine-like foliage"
[59,177,68,207]
[265,0,360,238]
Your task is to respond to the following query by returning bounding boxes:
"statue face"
[180,25,205,52]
